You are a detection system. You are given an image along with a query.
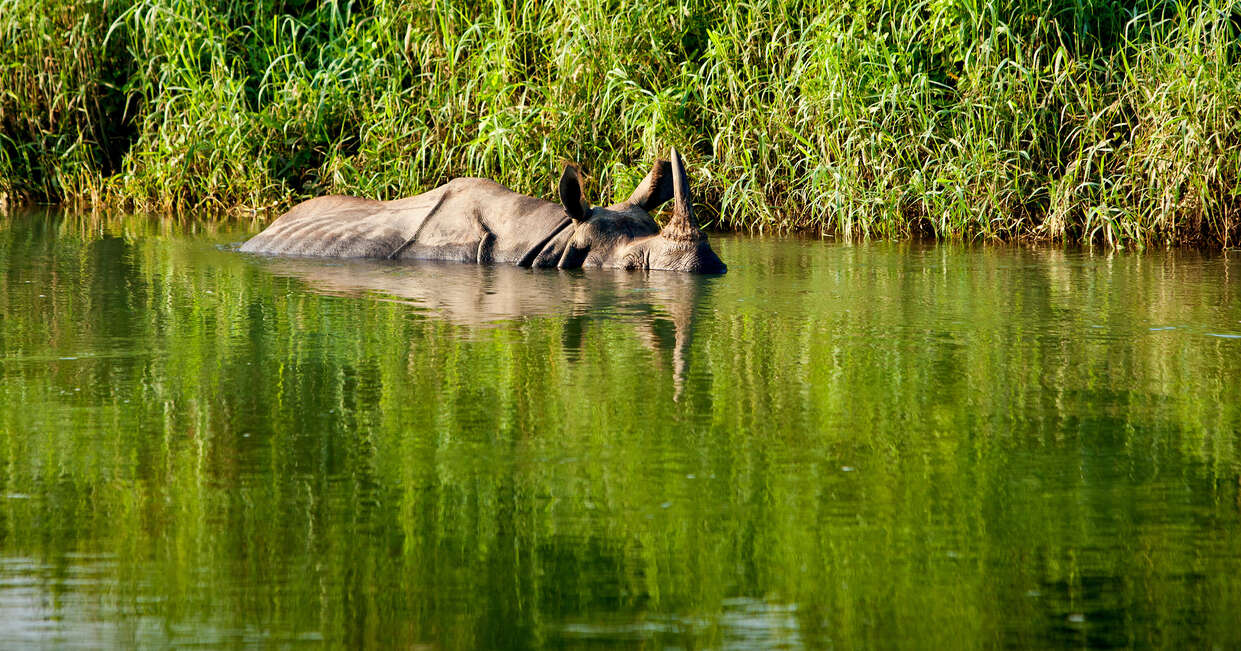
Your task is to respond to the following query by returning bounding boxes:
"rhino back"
[241,178,573,264]
[240,189,449,258]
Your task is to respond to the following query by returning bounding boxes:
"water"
[1,212,1239,648]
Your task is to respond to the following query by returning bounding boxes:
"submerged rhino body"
[240,149,726,274]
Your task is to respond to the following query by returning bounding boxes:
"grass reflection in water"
[0,213,1239,648]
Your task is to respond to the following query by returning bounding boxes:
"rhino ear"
[626,159,674,211]
[559,165,591,222]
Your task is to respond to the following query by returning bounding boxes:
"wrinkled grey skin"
[240,148,726,274]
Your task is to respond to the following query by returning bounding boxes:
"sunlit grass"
[2,0,1240,246]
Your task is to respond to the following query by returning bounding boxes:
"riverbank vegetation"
[2,0,1240,246]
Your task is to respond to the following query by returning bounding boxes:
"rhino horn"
[661,148,704,242]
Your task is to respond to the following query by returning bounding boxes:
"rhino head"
[555,149,726,274]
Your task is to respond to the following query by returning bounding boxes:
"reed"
[2,0,1239,246]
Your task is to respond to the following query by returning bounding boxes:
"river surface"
[1,212,1239,648]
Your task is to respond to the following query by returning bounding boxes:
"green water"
[1,213,1239,649]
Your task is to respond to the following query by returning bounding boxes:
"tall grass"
[2,0,1240,246]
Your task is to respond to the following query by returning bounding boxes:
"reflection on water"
[559,598,802,649]
[252,255,711,400]
[1,212,1240,648]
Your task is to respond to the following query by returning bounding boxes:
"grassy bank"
[2,0,1240,246]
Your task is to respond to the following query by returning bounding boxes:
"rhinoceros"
[240,149,726,273]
